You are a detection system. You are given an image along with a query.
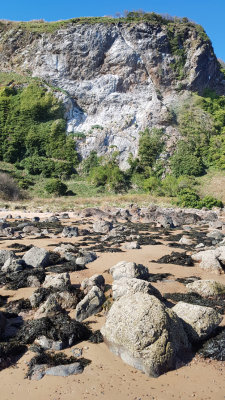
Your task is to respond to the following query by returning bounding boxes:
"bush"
[199,195,223,209]
[45,179,68,196]
[0,173,24,200]
[142,176,161,193]
[176,188,200,208]
[171,142,204,177]
[138,127,164,169]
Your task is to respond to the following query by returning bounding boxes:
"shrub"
[138,128,164,169]
[199,196,223,209]
[0,173,24,200]
[45,179,68,196]
[142,176,161,193]
[171,142,204,177]
[176,188,200,208]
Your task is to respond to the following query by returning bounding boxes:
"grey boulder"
[93,220,113,234]
[22,246,50,268]
[112,277,162,300]
[101,293,189,377]
[75,286,105,322]
[0,249,15,266]
[43,272,71,289]
[81,274,105,294]
[173,301,222,343]
[110,261,149,280]
[45,362,83,377]
[186,279,225,297]
[61,226,78,238]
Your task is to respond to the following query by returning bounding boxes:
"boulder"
[23,225,40,234]
[112,277,163,300]
[81,274,105,294]
[34,294,63,318]
[45,362,83,377]
[156,214,174,229]
[206,230,224,240]
[191,249,224,274]
[186,280,225,297]
[76,250,97,266]
[0,249,15,266]
[43,272,71,289]
[35,335,63,350]
[93,220,113,234]
[123,242,140,250]
[22,246,50,268]
[101,293,189,377]
[110,261,149,280]
[2,257,24,273]
[27,275,41,288]
[61,226,78,238]
[75,286,105,322]
[173,302,222,343]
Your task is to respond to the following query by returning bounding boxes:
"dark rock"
[198,329,225,361]
[153,252,194,266]
[62,226,79,238]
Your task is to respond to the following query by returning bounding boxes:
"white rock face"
[173,302,222,342]
[0,22,224,168]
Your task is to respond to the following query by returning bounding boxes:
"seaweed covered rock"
[154,252,193,266]
[112,277,163,300]
[76,250,97,266]
[43,272,71,289]
[30,286,82,309]
[34,295,64,318]
[81,274,105,294]
[22,246,50,268]
[101,293,189,377]
[75,286,105,322]
[61,226,79,238]
[186,280,225,297]
[110,261,149,280]
[16,313,91,348]
[1,268,46,290]
[173,302,222,343]
[2,257,24,273]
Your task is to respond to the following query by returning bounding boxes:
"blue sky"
[1,0,224,61]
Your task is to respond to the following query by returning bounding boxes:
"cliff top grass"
[0,12,209,41]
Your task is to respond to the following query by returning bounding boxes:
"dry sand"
[0,211,224,400]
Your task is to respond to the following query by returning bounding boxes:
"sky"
[0,0,224,61]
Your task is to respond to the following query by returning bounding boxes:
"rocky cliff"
[0,16,224,168]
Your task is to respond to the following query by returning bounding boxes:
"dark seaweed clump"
[88,330,104,343]
[0,268,46,290]
[164,292,225,314]
[147,273,172,282]
[0,342,27,371]
[152,251,194,266]
[176,276,201,285]
[198,329,225,361]
[4,299,32,314]
[15,313,91,347]
[30,286,84,308]
[0,295,8,307]
[7,243,33,252]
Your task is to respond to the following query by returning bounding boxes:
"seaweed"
[152,251,194,266]
[198,328,225,361]
[176,276,201,285]
[1,267,46,290]
[0,342,27,371]
[147,273,173,282]
[88,330,104,343]
[30,285,83,308]
[46,261,87,273]
[4,298,32,313]
[15,313,91,347]
[164,292,225,314]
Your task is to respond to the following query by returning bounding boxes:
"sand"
[0,211,224,400]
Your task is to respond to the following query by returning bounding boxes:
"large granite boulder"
[43,272,71,289]
[173,302,222,343]
[112,277,162,300]
[110,261,149,280]
[22,246,50,268]
[101,293,189,377]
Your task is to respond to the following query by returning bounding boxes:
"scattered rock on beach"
[110,261,149,280]
[22,247,50,268]
[186,280,225,297]
[75,286,105,322]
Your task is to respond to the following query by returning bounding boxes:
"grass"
[197,169,225,203]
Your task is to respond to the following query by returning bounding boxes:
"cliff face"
[0,19,224,168]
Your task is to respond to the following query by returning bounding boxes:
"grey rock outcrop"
[43,272,71,289]
[81,274,105,294]
[110,261,149,280]
[22,246,50,268]
[173,302,222,343]
[0,250,15,266]
[76,250,97,266]
[186,279,225,297]
[112,277,162,300]
[2,257,24,273]
[191,248,224,274]
[45,362,83,377]
[93,220,113,234]
[101,293,189,377]
[61,226,79,237]
[75,286,105,322]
